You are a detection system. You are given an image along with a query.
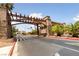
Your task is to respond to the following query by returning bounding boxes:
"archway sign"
[0,4,63,39]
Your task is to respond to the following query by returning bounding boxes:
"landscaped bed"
[0,38,13,48]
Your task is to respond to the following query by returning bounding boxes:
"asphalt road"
[38,37,79,51]
[15,35,79,56]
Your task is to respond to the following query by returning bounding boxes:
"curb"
[8,38,16,56]
[49,36,79,40]
[61,37,79,40]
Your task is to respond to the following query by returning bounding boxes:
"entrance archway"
[0,4,63,39]
[0,4,49,38]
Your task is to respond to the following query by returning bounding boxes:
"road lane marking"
[51,43,79,53]
[54,52,60,56]
[65,42,79,46]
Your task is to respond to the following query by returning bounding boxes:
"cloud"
[11,22,21,24]
[29,13,43,18]
[73,15,79,21]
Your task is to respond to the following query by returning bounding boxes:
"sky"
[12,3,79,32]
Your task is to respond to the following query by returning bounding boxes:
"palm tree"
[62,22,79,37]
[6,3,14,10]
[74,21,79,30]
[0,3,14,10]
[45,16,51,21]
[72,21,79,37]
[69,23,78,37]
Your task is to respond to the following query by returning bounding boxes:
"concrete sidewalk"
[0,46,12,56]
[0,41,16,56]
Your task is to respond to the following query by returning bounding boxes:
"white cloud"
[11,22,21,24]
[73,15,79,21]
[29,13,43,18]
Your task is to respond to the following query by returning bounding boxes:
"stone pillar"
[0,7,12,38]
[46,19,49,37]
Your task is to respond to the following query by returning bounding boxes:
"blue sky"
[12,3,79,32]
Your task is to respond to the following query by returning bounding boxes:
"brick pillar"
[0,8,12,39]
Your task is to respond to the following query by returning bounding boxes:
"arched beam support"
[37,24,40,36]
